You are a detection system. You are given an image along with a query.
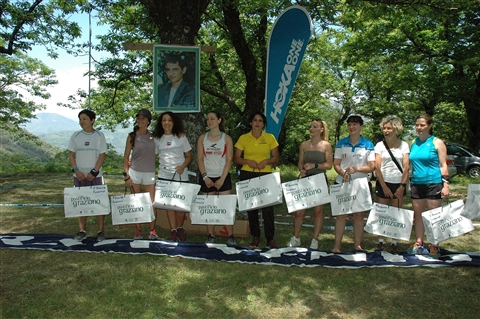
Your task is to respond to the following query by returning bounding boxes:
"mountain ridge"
[23,112,130,154]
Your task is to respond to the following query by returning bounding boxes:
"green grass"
[1,172,480,319]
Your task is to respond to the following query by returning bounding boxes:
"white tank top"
[203,132,227,178]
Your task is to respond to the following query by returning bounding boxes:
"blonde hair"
[313,119,329,141]
[380,116,404,135]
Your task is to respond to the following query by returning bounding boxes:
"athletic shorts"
[200,173,232,193]
[375,182,406,199]
[129,168,156,185]
[410,183,442,200]
[74,176,104,187]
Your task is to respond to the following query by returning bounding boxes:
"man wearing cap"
[123,108,159,240]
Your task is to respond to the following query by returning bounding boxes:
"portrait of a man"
[153,45,200,113]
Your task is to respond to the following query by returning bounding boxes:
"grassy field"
[1,172,480,319]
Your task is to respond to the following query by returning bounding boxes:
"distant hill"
[24,113,78,135]
[0,127,62,162]
[23,112,131,154]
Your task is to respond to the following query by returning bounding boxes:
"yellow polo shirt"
[235,131,279,172]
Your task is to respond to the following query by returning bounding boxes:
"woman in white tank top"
[197,111,235,245]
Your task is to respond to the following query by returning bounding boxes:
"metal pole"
[88,5,92,109]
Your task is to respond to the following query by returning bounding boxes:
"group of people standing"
[68,109,450,258]
[288,114,449,259]
[373,113,449,259]
[68,108,280,248]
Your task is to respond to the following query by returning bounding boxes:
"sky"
[30,11,108,120]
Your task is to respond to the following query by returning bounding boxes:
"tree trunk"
[139,0,210,177]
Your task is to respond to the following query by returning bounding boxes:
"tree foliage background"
[2,0,479,168]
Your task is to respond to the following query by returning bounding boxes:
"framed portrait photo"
[153,45,201,113]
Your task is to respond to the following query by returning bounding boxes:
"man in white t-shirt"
[68,109,108,242]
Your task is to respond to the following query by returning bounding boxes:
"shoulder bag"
[383,140,409,192]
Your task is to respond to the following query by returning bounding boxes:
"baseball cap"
[136,108,152,121]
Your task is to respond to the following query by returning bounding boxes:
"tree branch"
[1,0,44,55]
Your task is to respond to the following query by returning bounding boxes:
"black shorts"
[410,183,442,200]
[375,182,406,199]
[200,173,232,193]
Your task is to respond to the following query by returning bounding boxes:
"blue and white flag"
[265,6,313,140]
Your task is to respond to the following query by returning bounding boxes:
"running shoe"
[96,231,105,242]
[149,229,159,240]
[375,242,385,251]
[133,230,143,240]
[206,234,215,243]
[169,229,177,241]
[309,238,318,250]
[266,240,278,249]
[389,244,399,254]
[74,231,86,241]
[250,237,260,248]
[406,242,424,254]
[226,236,237,246]
[177,227,186,242]
[288,236,301,247]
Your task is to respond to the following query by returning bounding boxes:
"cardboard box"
[155,209,250,237]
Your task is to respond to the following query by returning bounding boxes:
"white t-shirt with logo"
[68,130,108,177]
[155,134,191,181]
[334,135,375,183]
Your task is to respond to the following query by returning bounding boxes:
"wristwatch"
[123,171,128,177]
[314,163,318,170]
[72,167,79,172]
[90,168,99,177]
[400,183,407,188]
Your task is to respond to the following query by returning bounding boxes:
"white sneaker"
[310,238,318,250]
[288,236,301,247]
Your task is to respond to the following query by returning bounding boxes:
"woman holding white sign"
[234,112,279,249]
[123,109,159,240]
[288,119,333,250]
[154,112,193,242]
[197,111,235,245]
[407,113,449,259]
[373,116,410,253]
[332,115,375,253]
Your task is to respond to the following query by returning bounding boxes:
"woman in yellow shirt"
[234,112,279,249]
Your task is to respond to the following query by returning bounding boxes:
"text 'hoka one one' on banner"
[264,6,314,140]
